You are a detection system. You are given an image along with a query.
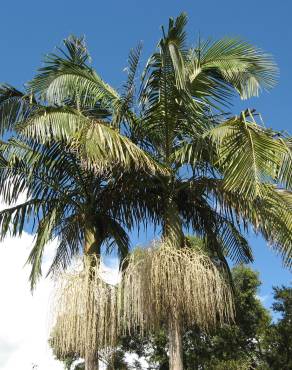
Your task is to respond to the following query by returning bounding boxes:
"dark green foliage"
[204,266,270,362]
[263,286,292,370]
[106,349,130,369]
[74,363,85,370]
[120,329,169,369]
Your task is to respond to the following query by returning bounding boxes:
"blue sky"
[0,0,291,311]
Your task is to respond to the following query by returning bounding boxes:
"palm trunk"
[85,352,99,370]
[163,197,185,370]
[163,197,184,247]
[84,226,101,370]
[168,314,183,370]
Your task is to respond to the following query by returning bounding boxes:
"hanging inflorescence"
[50,242,234,357]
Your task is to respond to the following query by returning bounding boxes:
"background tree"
[263,285,292,369]
[182,265,271,369]
[105,349,130,370]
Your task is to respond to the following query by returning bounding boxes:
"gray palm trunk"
[85,352,99,370]
[163,197,185,370]
[168,315,183,370]
[84,226,101,370]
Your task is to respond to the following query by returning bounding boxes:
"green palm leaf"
[17,107,166,174]
[209,111,289,198]
[28,36,118,109]
[187,37,278,101]
[26,209,57,290]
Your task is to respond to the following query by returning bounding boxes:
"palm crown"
[0,13,291,282]
[0,137,136,289]
[133,13,291,266]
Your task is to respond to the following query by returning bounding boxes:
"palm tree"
[129,14,292,369]
[0,136,139,369]
[1,14,292,370]
[0,38,162,370]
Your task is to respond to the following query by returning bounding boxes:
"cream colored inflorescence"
[50,242,234,357]
[51,256,118,358]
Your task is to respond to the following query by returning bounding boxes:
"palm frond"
[83,120,165,173]
[104,217,130,267]
[28,37,118,109]
[161,12,188,89]
[254,188,292,267]
[0,138,84,209]
[60,35,90,65]
[209,111,289,198]
[0,84,35,134]
[219,220,253,264]
[201,178,292,267]
[0,199,43,239]
[177,186,253,264]
[188,37,278,100]
[26,208,57,290]
[18,106,165,174]
[47,214,82,276]
[277,138,292,190]
[113,43,143,129]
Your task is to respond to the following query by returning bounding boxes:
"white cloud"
[0,231,64,370]
[0,194,63,370]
